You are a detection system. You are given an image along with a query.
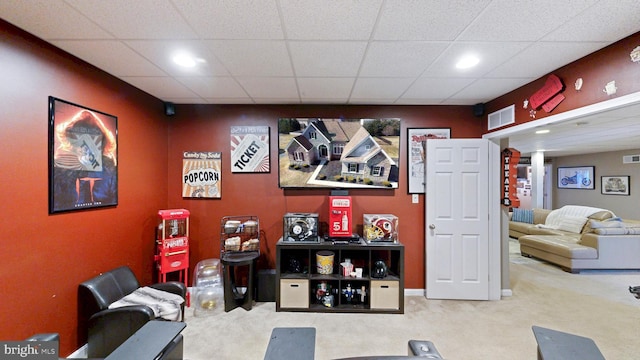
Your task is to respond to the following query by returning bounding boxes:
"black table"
[532,325,605,360]
[264,327,316,360]
[105,321,186,360]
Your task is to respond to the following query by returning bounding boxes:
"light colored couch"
[509,206,640,273]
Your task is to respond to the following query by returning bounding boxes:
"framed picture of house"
[407,128,450,193]
[230,126,270,173]
[557,166,595,189]
[48,96,118,213]
[601,175,630,195]
[277,118,401,189]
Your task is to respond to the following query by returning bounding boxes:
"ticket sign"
[501,148,521,207]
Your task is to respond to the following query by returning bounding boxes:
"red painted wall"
[7,16,635,357]
[485,31,640,129]
[167,105,483,288]
[0,21,169,355]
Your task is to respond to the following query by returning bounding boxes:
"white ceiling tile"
[66,0,197,39]
[348,98,397,105]
[279,0,382,40]
[0,0,112,40]
[121,76,199,98]
[542,0,640,42]
[162,97,209,104]
[172,0,283,40]
[449,78,529,103]
[402,78,476,100]
[360,42,449,77]
[125,40,229,76]
[236,77,299,99]
[299,98,349,104]
[486,42,608,79]
[423,41,530,78]
[374,0,490,40]
[297,78,355,100]
[393,98,447,105]
[458,0,597,41]
[205,40,293,76]
[289,41,367,77]
[251,97,301,104]
[436,98,485,106]
[175,77,249,99]
[203,98,256,104]
[350,78,414,100]
[51,40,165,76]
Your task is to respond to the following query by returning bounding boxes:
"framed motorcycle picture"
[557,166,595,189]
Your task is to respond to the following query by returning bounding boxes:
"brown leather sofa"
[78,266,186,358]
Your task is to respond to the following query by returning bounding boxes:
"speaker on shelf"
[473,103,485,117]
[164,102,175,116]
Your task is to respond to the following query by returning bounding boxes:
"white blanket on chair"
[108,286,184,321]
[540,205,614,233]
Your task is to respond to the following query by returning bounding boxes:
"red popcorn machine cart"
[155,209,190,287]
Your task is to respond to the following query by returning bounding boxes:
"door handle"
[429,224,436,230]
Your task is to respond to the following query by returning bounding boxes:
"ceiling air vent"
[487,104,515,130]
[623,154,640,164]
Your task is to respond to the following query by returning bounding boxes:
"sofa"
[509,206,640,273]
[78,266,187,358]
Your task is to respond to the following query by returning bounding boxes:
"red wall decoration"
[501,148,521,208]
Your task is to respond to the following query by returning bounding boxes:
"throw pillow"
[589,219,623,229]
[594,228,627,235]
[511,208,534,224]
[557,215,588,233]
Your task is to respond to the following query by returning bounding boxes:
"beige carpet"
[182,242,640,359]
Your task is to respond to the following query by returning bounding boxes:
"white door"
[426,139,490,300]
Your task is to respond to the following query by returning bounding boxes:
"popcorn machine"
[155,209,190,286]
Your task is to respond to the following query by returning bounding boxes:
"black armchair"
[78,266,186,358]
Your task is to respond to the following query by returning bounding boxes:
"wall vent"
[623,154,640,164]
[487,104,515,130]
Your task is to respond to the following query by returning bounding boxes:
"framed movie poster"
[407,128,450,193]
[230,126,270,173]
[182,152,221,198]
[557,166,595,189]
[48,97,118,213]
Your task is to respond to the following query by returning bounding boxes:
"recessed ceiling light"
[456,55,480,69]
[535,129,550,134]
[172,52,205,68]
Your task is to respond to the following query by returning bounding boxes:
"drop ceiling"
[2,0,640,157]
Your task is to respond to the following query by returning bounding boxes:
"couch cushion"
[556,215,588,233]
[588,210,614,221]
[511,208,534,223]
[582,211,614,233]
[519,235,598,259]
[510,221,537,235]
[589,220,640,235]
[527,226,576,237]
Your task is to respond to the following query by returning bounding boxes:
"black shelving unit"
[276,238,404,314]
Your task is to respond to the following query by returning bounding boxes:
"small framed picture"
[407,127,451,194]
[601,176,630,195]
[557,166,594,189]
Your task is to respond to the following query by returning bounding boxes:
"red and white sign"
[329,196,352,237]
